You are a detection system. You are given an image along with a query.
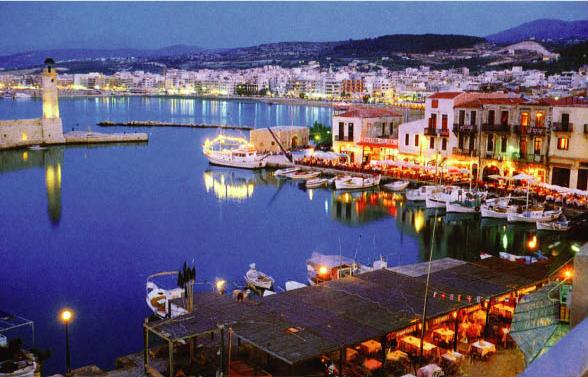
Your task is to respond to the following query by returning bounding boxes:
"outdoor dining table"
[360,339,382,355]
[442,351,464,364]
[491,303,515,318]
[433,328,455,344]
[386,349,409,363]
[345,347,358,361]
[471,340,496,357]
[363,358,382,371]
[400,335,437,356]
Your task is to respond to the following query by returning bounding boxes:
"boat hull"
[383,181,410,192]
[507,211,561,223]
[206,154,266,169]
[334,175,381,190]
[446,201,479,213]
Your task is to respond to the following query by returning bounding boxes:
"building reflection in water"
[0,147,63,225]
[203,169,255,202]
[331,190,403,225]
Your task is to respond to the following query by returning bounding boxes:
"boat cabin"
[306,252,357,285]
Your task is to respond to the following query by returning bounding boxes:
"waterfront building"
[331,107,402,164]
[250,126,309,153]
[0,58,65,149]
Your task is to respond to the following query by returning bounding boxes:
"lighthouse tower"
[40,58,65,144]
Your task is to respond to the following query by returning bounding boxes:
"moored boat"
[382,180,410,192]
[446,192,485,213]
[245,263,275,291]
[507,208,562,223]
[306,177,329,188]
[274,167,299,177]
[334,174,381,190]
[306,252,359,285]
[406,185,441,201]
[146,272,188,319]
[285,281,307,291]
[537,217,572,231]
[288,170,321,180]
[203,135,267,169]
[0,355,36,377]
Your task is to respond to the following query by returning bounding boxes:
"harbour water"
[0,97,585,374]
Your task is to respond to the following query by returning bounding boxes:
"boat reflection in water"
[331,190,404,225]
[0,147,63,225]
[203,169,256,202]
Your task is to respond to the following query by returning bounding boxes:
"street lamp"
[60,309,73,375]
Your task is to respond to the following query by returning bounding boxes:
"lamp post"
[60,309,73,376]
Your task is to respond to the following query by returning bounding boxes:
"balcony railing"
[584,124,588,135]
[484,153,505,162]
[335,135,353,142]
[438,128,450,137]
[482,123,510,132]
[512,152,545,163]
[513,125,546,136]
[452,147,477,157]
[453,123,478,133]
[424,126,437,136]
[552,122,573,132]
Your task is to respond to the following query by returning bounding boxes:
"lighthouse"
[40,58,65,144]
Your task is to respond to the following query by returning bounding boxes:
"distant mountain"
[487,19,588,44]
[0,45,203,70]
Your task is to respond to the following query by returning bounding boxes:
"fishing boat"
[274,167,299,177]
[306,177,329,188]
[425,186,461,209]
[334,174,381,190]
[285,281,307,291]
[382,180,410,192]
[288,170,321,180]
[145,272,188,319]
[445,192,485,213]
[507,208,562,223]
[244,263,275,291]
[481,196,520,219]
[306,252,359,285]
[537,217,572,231]
[405,185,441,201]
[203,135,267,169]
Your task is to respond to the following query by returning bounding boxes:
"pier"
[64,131,148,145]
[97,120,253,131]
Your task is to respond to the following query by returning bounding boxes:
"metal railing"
[452,123,478,133]
[334,135,353,142]
[424,126,437,136]
[513,125,546,136]
[552,122,573,132]
[481,123,510,132]
[452,147,477,156]
[512,152,545,163]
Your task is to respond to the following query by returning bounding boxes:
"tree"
[309,121,332,150]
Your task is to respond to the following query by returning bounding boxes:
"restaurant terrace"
[143,258,553,377]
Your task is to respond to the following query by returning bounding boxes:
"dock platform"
[97,120,252,131]
[64,131,148,145]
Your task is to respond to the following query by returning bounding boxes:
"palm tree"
[309,121,332,149]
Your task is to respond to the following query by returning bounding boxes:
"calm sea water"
[0,97,585,373]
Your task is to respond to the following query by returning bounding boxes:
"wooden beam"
[144,323,150,370]
[168,341,174,377]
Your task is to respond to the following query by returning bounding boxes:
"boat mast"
[419,207,439,366]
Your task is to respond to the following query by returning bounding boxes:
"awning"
[357,137,398,149]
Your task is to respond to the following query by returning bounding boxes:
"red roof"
[456,97,529,108]
[428,92,463,99]
[536,96,588,107]
[336,107,402,118]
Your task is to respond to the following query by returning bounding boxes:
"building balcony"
[335,135,353,142]
[512,152,546,164]
[452,123,478,133]
[424,126,437,136]
[438,128,450,137]
[481,123,510,133]
[513,125,546,136]
[452,147,477,157]
[552,122,573,132]
[584,124,588,135]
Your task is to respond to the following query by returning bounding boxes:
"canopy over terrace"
[0,311,35,345]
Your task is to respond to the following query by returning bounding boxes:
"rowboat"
[274,167,299,177]
[382,180,410,192]
[306,178,329,188]
[288,170,321,180]
[0,357,36,377]
[146,272,188,319]
[507,208,562,223]
[334,174,381,190]
[245,263,275,291]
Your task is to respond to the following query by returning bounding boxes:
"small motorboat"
[507,208,562,223]
[406,185,441,201]
[146,272,188,319]
[499,252,541,265]
[382,180,410,192]
[285,281,307,291]
[334,174,381,190]
[446,192,485,213]
[306,252,361,285]
[287,170,321,180]
[274,167,299,177]
[306,177,329,189]
[245,263,275,291]
[537,216,572,231]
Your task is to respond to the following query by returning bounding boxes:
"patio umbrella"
[511,173,536,182]
[488,174,507,180]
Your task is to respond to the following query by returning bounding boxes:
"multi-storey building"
[331,108,402,164]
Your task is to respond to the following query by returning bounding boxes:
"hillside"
[487,19,588,44]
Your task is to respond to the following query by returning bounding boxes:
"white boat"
[425,186,461,209]
[537,218,572,231]
[446,192,485,213]
[406,185,441,201]
[382,180,410,192]
[285,281,307,291]
[27,145,47,151]
[0,357,36,377]
[288,170,321,180]
[146,272,188,319]
[499,252,541,264]
[480,252,493,260]
[507,208,562,223]
[306,177,329,188]
[481,197,520,219]
[203,135,267,169]
[334,174,381,190]
[245,263,275,291]
[13,92,32,99]
[306,252,360,285]
[274,167,299,177]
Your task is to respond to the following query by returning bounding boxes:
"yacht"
[203,135,267,169]
[334,174,381,190]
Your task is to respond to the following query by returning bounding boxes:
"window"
[405,133,409,146]
[561,113,570,126]
[442,138,447,151]
[458,133,464,149]
[535,112,544,127]
[520,112,529,127]
[429,137,435,149]
[488,110,495,125]
[389,123,394,135]
[338,122,344,140]
[557,137,569,150]
[470,111,477,125]
[429,113,437,128]
[487,134,494,152]
[459,110,465,126]
[348,123,354,139]
[500,111,509,126]
[441,114,448,129]
[501,136,507,153]
[534,137,542,155]
[415,134,419,147]
[21,132,27,141]
[432,99,438,108]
